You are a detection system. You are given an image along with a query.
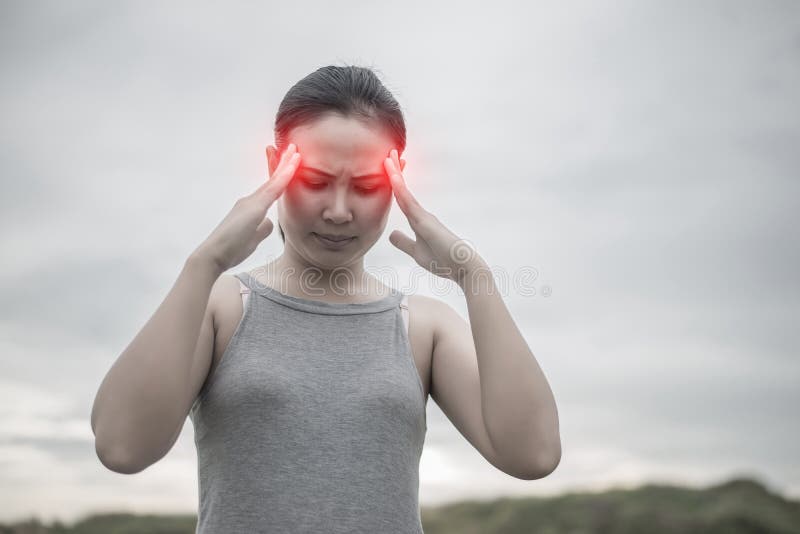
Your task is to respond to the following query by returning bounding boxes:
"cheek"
[361,193,392,220]
[369,185,393,208]
[281,185,317,215]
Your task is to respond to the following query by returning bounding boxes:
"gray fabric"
[189,271,427,533]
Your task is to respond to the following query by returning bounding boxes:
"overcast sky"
[1,0,798,525]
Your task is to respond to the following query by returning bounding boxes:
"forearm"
[91,249,222,469]
[460,257,561,475]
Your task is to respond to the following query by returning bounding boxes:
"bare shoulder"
[405,294,451,399]
[208,273,245,331]
[202,273,249,376]
[406,293,440,319]
[406,294,453,341]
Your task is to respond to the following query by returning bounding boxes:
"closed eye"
[300,177,384,194]
[302,180,326,189]
[355,185,383,194]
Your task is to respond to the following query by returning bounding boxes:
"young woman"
[91,65,561,533]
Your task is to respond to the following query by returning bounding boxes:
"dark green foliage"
[0,514,196,534]
[418,477,800,534]
[1,477,797,533]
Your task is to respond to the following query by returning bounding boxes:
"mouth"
[312,232,357,247]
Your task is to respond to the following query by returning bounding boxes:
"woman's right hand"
[193,143,301,273]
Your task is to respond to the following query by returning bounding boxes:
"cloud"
[1,0,799,524]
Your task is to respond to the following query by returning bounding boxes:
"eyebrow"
[298,165,385,181]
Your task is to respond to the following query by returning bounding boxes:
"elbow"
[92,418,154,475]
[536,446,562,479]
[95,441,146,475]
[516,455,561,481]
[516,438,562,481]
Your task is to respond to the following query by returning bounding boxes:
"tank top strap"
[400,294,409,336]
[235,274,251,308]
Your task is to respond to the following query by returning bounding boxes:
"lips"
[314,233,355,242]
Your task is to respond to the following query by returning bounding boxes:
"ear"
[266,145,279,178]
[400,158,406,172]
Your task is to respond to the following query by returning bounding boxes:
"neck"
[258,249,373,300]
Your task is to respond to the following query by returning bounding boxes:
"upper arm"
[184,288,218,412]
[162,275,228,452]
[428,297,516,476]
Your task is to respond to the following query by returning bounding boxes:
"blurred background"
[1,0,798,531]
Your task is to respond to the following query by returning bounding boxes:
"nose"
[322,186,353,224]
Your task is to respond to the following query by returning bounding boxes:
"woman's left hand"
[384,149,485,287]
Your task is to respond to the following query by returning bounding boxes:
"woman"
[91,65,561,533]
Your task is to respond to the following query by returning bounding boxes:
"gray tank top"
[189,271,428,533]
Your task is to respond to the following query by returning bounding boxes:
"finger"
[269,143,297,185]
[389,150,411,193]
[255,215,274,241]
[257,144,300,200]
[258,155,300,204]
[269,143,296,182]
[254,143,295,196]
[388,229,415,257]
[385,155,425,226]
[385,156,409,211]
[270,150,301,190]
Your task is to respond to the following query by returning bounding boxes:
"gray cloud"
[2,0,799,524]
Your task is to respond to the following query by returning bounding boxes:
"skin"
[260,118,562,477]
[384,148,563,478]
[92,111,561,480]
[210,118,561,479]
[258,112,407,302]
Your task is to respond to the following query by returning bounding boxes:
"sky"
[1,0,799,525]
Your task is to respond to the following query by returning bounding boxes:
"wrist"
[186,246,226,279]
[455,254,490,291]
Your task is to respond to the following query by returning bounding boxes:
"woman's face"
[267,113,404,271]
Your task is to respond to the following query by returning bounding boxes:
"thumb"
[389,230,415,257]
[255,216,274,242]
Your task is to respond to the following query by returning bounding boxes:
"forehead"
[288,113,395,173]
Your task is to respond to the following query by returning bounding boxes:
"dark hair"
[273,65,407,243]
